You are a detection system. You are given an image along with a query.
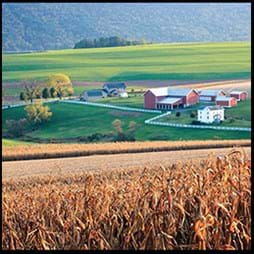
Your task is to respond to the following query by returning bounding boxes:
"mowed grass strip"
[2,42,251,82]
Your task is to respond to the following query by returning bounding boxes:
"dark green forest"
[74,36,150,49]
[2,3,251,51]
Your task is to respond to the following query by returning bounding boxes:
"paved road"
[2,147,251,180]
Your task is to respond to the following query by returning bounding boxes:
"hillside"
[2,3,251,52]
[2,42,251,82]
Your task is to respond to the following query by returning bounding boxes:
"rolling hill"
[2,3,251,52]
[2,42,251,82]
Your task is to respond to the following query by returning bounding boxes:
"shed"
[230,91,248,101]
[216,96,237,108]
[199,90,226,101]
[80,89,106,101]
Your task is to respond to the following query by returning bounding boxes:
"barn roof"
[216,96,234,102]
[199,89,225,96]
[230,91,247,95]
[104,82,126,89]
[148,87,196,97]
[85,89,103,97]
[157,97,181,104]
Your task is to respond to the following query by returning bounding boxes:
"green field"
[97,95,144,108]
[2,42,251,82]
[2,102,250,143]
[2,138,35,147]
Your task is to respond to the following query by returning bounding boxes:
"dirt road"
[2,147,251,180]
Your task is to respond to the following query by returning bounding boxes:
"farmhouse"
[144,87,199,110]
[199,89,226,101]
[103,82,128,97]
[216,96,237,108]
[230,91,248,101]
[197,106,224,124]
[80,89,106,101]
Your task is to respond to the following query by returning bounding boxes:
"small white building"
[197,106,224,124]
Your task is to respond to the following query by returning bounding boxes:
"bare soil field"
[2,146,251,180]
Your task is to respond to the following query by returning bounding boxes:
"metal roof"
[85,90,103,97]
[148,87,195,97]
[157,97,181,104]
[104,83,126,89]
[230,91,247,95]
[198,106,223,111]
[199,89,225,96]
[216,96,234,102]
[148,87,168,96]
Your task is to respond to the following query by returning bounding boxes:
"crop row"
[2,140,251,161]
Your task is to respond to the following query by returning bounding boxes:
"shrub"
[50,87,57,98]
[6,118,28,137]
[25,101,52,126]
[42,87,50,99]
[190,111,196,118]
[176,112,181,117]
[19,92,26,101]
[192,120,201,125]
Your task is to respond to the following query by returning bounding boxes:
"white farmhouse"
[197,106,224,124]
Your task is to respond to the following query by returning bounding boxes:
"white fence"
[62,100,162,114]
[2,99,61,110]
[145,120,251,132]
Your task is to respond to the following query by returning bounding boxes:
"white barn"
[197,106,224,124]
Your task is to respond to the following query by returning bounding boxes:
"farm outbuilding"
[80,89,106,101]
[197,106,224,123]
[199,89,226,101]
[216,96,237,108]
[230,91,248,101]
[144,87,199,110]
[103,82,127,97]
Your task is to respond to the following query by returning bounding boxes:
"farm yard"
[158,99,251,128]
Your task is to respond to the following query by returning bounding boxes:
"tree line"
[74,36,151,49]
[20,74,74,102]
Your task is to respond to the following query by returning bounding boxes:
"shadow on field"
[106,71,250,82]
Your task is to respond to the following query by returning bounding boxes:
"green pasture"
[97,95,144,108]
[2,102,250,144]
[2,42,251,82]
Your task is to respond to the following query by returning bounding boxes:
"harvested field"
[2,146,251,180]
[2,148,251,250]
[2,140,251,161]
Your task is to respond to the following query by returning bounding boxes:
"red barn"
[230,91,248,101]
[199,90,226,101]
[216,96,237,108]
[144,87,199,110]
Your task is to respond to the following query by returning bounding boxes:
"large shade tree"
[46,74,73,99]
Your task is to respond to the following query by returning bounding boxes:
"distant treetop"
[74,36,151,49]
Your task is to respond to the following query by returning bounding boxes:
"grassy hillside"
[2,42,251,82]
[2,102,250,142]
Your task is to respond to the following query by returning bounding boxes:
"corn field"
[3,139,250,161]
[2,148,251,250]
